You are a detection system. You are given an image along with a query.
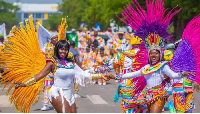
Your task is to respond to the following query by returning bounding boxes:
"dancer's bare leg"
[51,95,73,113]
[71,103,77,113]
[149,100,165,113]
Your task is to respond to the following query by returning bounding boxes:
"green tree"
[83,0,146,30]
[164,0,200,41]
[59,0,89,30]
[46,0,200,40]
[43,13,63,31]
[0,1,19,34]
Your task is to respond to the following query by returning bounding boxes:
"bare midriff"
[151,83,162,89]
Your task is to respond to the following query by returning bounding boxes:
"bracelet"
[24,77,36,87]
[179,72,184,78]
[91,74,102,80]
[115,74,121,80]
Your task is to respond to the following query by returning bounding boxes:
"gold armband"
[24,77,36,87]
[91,74,102,80]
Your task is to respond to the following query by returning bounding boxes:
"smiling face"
[149,50,160,63]
[58,46,68,59]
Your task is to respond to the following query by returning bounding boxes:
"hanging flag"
[37,23,50,50]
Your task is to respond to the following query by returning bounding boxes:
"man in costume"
[114,36,149,113]
[113,31,130,82]
[115,31,130,52]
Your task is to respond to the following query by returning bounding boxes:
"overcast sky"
[3,0,62,4]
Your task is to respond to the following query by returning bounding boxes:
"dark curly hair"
[54,40,74,63]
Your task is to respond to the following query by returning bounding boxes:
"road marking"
[0,88,9,89]
[0,95,12,107]
[86,95,108,104]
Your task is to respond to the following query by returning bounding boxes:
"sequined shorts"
[173,92,194,113]
[144,85,169,109]
[121,99,148,113]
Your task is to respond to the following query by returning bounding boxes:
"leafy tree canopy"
[0,1,19,34]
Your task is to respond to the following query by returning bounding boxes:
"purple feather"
[170,39,196,82]
[116,0,181,43]
[135,21,173,41]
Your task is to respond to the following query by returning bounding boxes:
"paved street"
[0,71,200,113]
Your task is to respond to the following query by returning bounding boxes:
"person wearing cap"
[116,31,129,51]
[68,29,78,49]
[41,33,58,111]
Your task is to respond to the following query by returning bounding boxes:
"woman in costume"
[107,40,194,112]
[41,33,58,111]
[105,0,200,113]
[1,16,106,113]
[14,41,105,113]
[170,16,200,113]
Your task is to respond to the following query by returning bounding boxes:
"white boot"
[74,94,82,98]
[41,105,50,111]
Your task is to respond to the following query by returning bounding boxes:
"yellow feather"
[0,15,46,113]
[58,18,68,41]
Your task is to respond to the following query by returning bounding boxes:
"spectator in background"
[69,41,82,98]
[96,47,110,85]
[68,29,78,49]
[87,38,93,48]
[113,29,117,34]
[92,29,105,47]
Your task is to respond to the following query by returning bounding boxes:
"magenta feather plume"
[116,0,181,41]
[171,15,200,85]
[182,15,200,85]
[132,43,149,96]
